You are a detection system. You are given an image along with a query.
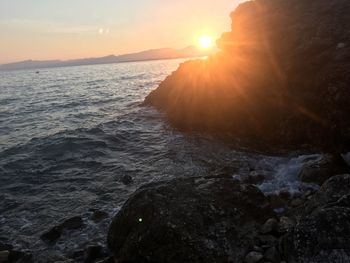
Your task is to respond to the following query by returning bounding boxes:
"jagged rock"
[284,174,350,262]
[244,251,263,263]
[298,154,349,185]
[145,0,350,151]
[41,216,84,243]
[108,177,274,262]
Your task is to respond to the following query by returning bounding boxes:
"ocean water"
[0,59,318,261]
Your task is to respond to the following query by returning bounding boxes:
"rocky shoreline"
[2,0,350,262]
[1,153,349,262]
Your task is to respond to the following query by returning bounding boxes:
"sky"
[0,0,242,63]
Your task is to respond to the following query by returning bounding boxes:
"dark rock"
[260,218,278,234]
[298,154,349,185]
[278,190,292,201]
[8,250,33,263]
[41,216,84,243]
[0,251,9,263]
[277,217,294,234]
[284,174,350,262]
[108,177,274,262]
[264,246,281,263]
[144,0,350,151]
[121,175,133,185]
[95,257,114,263]
[268,194,286,209]
[303,174,350,214]
[244,251,263,263]
[242,171,267,185]
[0,243,13,252]
[41,226,62,242]
[290,198,303,207]
[85,245,107,263]
[258,235,277,249]
[90,209,108,223]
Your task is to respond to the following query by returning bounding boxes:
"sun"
[198,35,214,49]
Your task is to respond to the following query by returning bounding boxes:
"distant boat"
[36,71,40,74]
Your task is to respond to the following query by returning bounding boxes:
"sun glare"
[198,35,213,50]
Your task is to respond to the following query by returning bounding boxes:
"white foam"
[256,154,321,195]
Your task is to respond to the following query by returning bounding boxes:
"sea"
[0,58,320,262]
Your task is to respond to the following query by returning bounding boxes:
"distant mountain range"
[0,46,213,71]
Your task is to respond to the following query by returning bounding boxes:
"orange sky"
[0,1,243,63]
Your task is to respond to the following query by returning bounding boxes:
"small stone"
[304,190,313,197]
[279,190,292,200]
[264,246,281,263]
[337,42,346,49]
[261,218,278,234]
[268,194,285,209]
[40,226,62,242]
[91,210,108,223]
[290,198,303,207]
[277,216,294,234]
[41,216,84,243]
[61,216,84,230]
[253,245,263,253]
[0,250,9,263]
[121,175,133,185]
[258,235,277,248]
[244,251,264,263]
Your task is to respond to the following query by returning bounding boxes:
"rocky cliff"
[145,0,350,150]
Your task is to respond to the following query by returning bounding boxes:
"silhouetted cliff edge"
[145,0,350,151]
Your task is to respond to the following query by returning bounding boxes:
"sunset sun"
[198,35,214,49]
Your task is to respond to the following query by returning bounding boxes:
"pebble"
[278,216,294,234]
[290,198,303,207]
[258,235,277,248]
[337,42,346,49]
[121,175,133,185]
[244,251,264,263]
[91,210,108,223]
[261,218,278,234]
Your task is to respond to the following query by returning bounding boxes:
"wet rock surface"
[108,176,274,262]
[107,173,350,262]
[298,154,349,185]
[0,242,33,263]
[41,216,84,243]
[284,174,350,262]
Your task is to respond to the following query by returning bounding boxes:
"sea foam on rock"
[144,0,350,151]
[108,176,274,262]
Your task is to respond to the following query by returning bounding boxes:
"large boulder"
[298,154,349,185]
[284,174,350,262]
[107,177,274,262]
[145,0,350,150]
